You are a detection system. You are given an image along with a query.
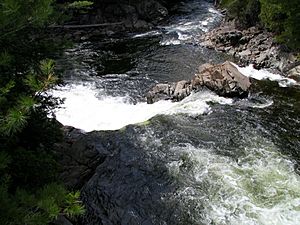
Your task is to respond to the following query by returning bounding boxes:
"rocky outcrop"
[56,0,181,38]
[200,21,299,72]
[146,61,251,103]
[54,126,114,189]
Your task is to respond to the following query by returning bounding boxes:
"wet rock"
[174,80,191,101]
[288,64,300,82]
[256,52,269,68]
[195,61,251,97]
[54,126,113,189]
[146,61,251,103]
[146,83,175,104]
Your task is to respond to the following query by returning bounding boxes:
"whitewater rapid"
[51,1,300,224]
[50,84,232,132]
[49,62,299,132]
[232,63,298,87]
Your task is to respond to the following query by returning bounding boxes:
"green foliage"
[221,0,300,49]
[0,0,54,38]
[68,0,93,9]
[0,182,84,225]
[0,0,85,224]
[260,0,300,49]
[221,0,261,28]
[66,0,94,15]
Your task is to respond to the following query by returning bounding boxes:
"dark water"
[52,0,300,224]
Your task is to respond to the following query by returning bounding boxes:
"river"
[51,0,300,224]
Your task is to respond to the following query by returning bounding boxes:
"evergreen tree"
[0,0,90,224]
[260,0,300,49]
[221,0,300,49]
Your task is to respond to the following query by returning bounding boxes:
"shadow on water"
[251,80,300,169]
[53,0,300,224]
[80,123,205,225]
[79,85,300,224]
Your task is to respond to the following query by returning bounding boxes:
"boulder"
[194,61,251,97]
[146,83,175,104]
[146,61,251,103]
[288,64,300,82]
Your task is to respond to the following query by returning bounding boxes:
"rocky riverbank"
[52,0,181,39]
[146,61,251,103]
[200,20,300,81]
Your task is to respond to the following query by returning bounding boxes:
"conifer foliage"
[0,0,86,224]
[221,0,300,49]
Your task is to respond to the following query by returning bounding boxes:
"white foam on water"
[208,7,223,15]
[251,99,274,108]
[235,98,274,109]
[160,39,181,46]
[167,138,300,225]
[158,4,222,46]
[177,32,191,41]
[49,83,232,132]
[133,30,161,38]
[232,63,298,87]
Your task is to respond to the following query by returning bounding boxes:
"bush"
[0,1,89,224]
[221,0,261,28]
[221,0,300,49]
[260,0,300,49]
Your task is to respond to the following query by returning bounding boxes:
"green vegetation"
[68,0,93,9]
[0,0,92,224]
[221,0,300,49]
[221,0,261,28]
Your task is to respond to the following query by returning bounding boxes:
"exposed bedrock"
[146,61,251,104]
[200,21,299,75]
[54,126,115,190]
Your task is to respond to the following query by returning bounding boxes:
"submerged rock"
[146,61,251,104]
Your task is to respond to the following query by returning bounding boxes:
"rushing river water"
[51,0,300,224]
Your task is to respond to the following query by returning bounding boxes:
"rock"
[146,61,251,103]
[52,215,74,225]
[288,65,300,82]
[152,83,170,94]
[54,126,113,189]
[239,36,251,45]
[256,52,269,67]
[50,0,183,38]
[146,83,175,104]
[200,20,298,72]
[195,61,251,97]
[174,80,189,100]
[239,49,251,57]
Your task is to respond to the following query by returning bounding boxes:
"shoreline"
[199,18,300,81]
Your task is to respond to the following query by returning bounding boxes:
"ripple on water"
[163,137,300,225]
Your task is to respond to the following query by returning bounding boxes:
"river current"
[51,0,300,224]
